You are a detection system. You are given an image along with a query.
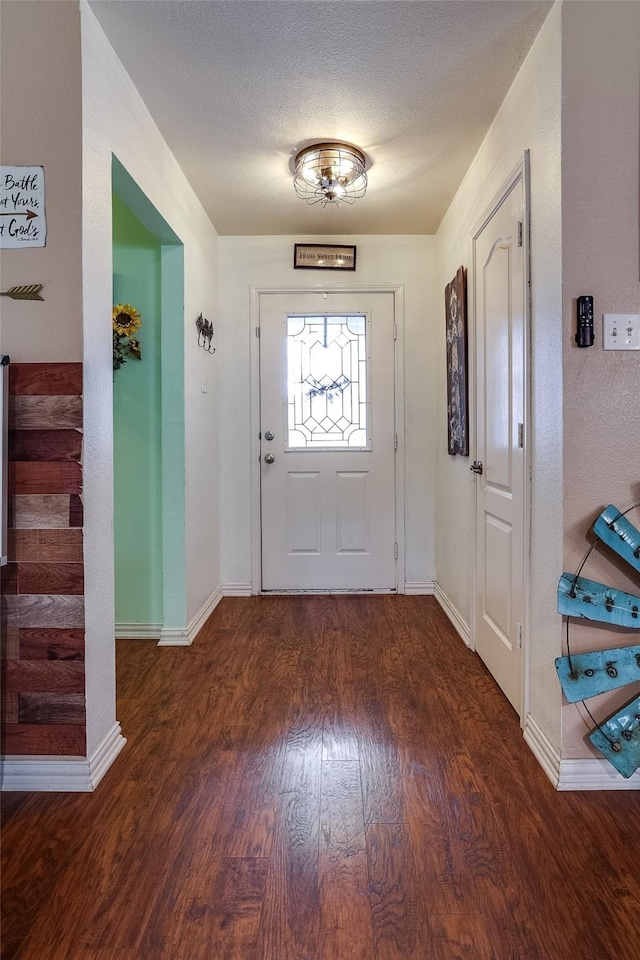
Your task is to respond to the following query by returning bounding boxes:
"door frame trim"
[249,285,405,595]
[469,152,532,725]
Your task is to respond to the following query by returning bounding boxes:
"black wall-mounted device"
[575,295,594,348]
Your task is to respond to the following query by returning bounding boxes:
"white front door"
[473,171,526,714]
[259,291,397,592]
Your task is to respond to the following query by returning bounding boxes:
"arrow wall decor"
[0,284,44,301]
[555,502,640,778]
[0,209,38,221]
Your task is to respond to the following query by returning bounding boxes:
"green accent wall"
[158,244,187,632]
[112,195,163,626]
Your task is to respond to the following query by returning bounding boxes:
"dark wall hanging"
[445,266,468,456]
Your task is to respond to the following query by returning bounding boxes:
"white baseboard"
[157,585,224,646]
[88,722,127,788]
[0,722,126,793]
[187,584,223,643]
[157,626,190,646]
[222,582,253,597]
[404,581,436,595]
[557,758,640,791]
[523,715,640,791]
[523,715,561,787]
[115,622,162,640]
[434,583,471,647]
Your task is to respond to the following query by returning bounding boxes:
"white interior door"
[259,291,396,591]
[473,172,526,715]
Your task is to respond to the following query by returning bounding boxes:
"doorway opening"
[111,157,186,643]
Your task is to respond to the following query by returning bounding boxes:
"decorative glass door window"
[286,314,370,449]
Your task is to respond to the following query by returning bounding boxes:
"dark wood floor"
[2,596,639,960]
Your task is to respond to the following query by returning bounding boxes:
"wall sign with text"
[0,166,46,248]
[294,243,356,271]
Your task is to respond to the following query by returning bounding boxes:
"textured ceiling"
[89,0,553,236]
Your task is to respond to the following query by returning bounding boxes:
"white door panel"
[484,513,513,644]
[336,472,370,554]
[287,472,321,554]
[259,292,396,591]
[474,176,525,714]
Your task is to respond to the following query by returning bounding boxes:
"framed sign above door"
[294,243,356,271]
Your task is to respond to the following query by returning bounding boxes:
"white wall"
[435,4,563,748]
[560,1,640,758]
[0,0,82,361]
[218,235,437,592]
[81,4,220,755]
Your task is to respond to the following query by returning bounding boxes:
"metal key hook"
[196,313,215,353]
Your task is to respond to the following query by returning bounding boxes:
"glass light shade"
[294,142,367,206]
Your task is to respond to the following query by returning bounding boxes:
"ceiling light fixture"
[293,142,367,207]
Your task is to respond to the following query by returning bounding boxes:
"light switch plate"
[201,373,209,393]
[603,314,640,351]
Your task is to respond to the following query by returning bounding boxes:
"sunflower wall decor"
[112,303,142,371]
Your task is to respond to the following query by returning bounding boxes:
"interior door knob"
[470,460,483,475]
[264,453,275,464]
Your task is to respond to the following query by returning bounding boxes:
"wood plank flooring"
[2,596,639,959]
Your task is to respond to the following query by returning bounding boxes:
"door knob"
[264,430,274,441]
[264,453,275,464]
[470,460,483,475]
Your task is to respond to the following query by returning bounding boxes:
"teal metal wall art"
[555,644,640,702]
[557,574,640,628]
[555,503,640,778]
[589,695,640,780]
[593,504,640,573]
